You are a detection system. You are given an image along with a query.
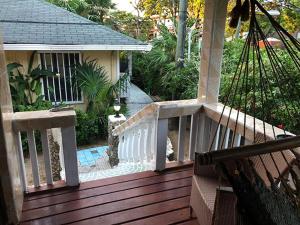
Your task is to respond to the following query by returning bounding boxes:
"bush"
[75,110,99,146]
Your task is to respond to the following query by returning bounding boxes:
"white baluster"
[125,132,130,161]
[139,125,146,162]
[233,133,242,147]
[41,129,53,185]
[129,130,135,162]
[146,122,152,162]
[178,116,187,162]
[132,130,139,162]
[61,126,79,186]
[16,132,27,192]
[214,125,221,150]
[27,130,40,187]
[155,119,168,171]
[224,128,230,149]
[118,134,124,160]
[189,112,200,160]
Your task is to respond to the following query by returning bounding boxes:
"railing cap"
[13,110,76,131]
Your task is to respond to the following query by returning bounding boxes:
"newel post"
[155,119,168,171]
[61,126,79,186]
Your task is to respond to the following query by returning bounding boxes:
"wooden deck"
[20,165,199,225]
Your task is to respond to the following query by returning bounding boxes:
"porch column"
[198,0,229,103]
[116,51,120,81]
[128,51,132,81]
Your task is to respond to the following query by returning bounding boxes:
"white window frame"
[38,51,84,104]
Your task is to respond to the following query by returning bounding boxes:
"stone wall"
[47,128,62,181]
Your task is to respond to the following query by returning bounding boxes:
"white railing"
[118,115,157,168]
[13,110,79,192]
[113,100,291,171]
[113,99,203,170]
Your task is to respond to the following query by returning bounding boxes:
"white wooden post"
[189,112,200,160]
[61,126,79,186]
[155,119,168,171]
[16,132,27,192]
[224,128,231,148]
[178,116,187,162]
[27,130,40,187]
[233,133,242,147]
[198,0,229,103]
[209,120,219,150]
[138,125,146,162]
[41,129,53,185]
[196,112,211,153]
[128,51,133,80]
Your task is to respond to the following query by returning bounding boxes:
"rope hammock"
[194,0,300,224]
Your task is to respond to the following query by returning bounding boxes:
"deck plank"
[23,169,192,210]
[69,196,191,225]
[122,207,193,225]
[21,178,192,221]
[21,166,199,225]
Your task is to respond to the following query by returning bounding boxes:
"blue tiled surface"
[77,146,108,166]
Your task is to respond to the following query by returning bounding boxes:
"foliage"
[219,39,300,134]
[132,24,199,99]
[105,10,153,40]
[74,59,128,140]
[48,0,115,23]
[75,110,99,145]
[74,59,109,111]
[138,0,179,18]
[7,51,55,108]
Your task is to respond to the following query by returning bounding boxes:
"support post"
[189,112,200,160]
[155,119,168,171]
[61,126,79,186]
[196,112,212,153]
[198,0,229,103]
[128,51,133,80]
[178,116,187,162]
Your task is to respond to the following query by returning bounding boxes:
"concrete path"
[126,84,153,117]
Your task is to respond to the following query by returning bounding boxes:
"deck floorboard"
[21,165,199,225]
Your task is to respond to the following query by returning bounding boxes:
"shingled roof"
[0,0,150,51]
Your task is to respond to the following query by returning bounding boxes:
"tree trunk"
[175,0,188,68]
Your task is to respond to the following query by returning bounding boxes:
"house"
[0,0,299,224]
[0,0,151,110]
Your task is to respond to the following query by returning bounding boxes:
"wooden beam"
[195,135,300,165]
[198,0,229,103]
[12,110,76,131]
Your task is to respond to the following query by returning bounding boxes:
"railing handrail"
[13,110,76,131]
[203,103,293,142]
[12,109,78,191]
[112,99,202,136]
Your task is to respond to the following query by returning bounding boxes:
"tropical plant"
[74,59,128,138]
[7,51,55,108]
[48,0,115,23]
[132,24,199,99]
[74,59,109,111]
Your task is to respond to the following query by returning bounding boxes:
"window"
[40,52,82,104]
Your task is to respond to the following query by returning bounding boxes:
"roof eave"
[3,44,152,51]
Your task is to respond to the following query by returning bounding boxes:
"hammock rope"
[195,0,300,223]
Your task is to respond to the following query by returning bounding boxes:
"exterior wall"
[4,50,120,112]
[82,50,119,83]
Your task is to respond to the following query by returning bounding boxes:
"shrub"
[75,110,99,146]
